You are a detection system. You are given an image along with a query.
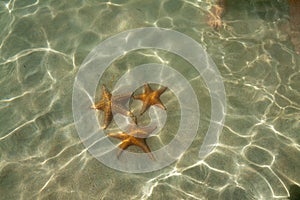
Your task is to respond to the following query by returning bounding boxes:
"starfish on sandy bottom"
[108,122,157,160]
[133,83,168,115]
[91,84,135,129]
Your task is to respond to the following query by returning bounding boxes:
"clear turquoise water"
[0,0,299,199]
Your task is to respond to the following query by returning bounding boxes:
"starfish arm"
[92,84,113,129]
[116,140,132,158]
[154,99,166,110]
[131,115,137,124]
[92,99,105,110]
[157,86,167,95]
[101,84,110,96]
[108,132,129,140]
[102,85,112,103]
[131,125,157,138]
[147,152,155,160]
[102,108,113,129]
[143,83,153,94]
[133,94,145,101]
[140,101,151,115]
[134,139,155,160]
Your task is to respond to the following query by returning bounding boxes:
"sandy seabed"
[0,0,299,199]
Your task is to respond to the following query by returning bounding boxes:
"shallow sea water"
[0,0,300,199]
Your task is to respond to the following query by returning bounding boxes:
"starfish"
[91,84,135,129]
[133,83,167,115]
[108,122,157,160]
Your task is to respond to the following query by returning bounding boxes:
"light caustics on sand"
[2,1,300,198]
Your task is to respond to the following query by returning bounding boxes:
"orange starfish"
[108,122,156,160]
[133,83,167,115]
[92,84,135,129]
